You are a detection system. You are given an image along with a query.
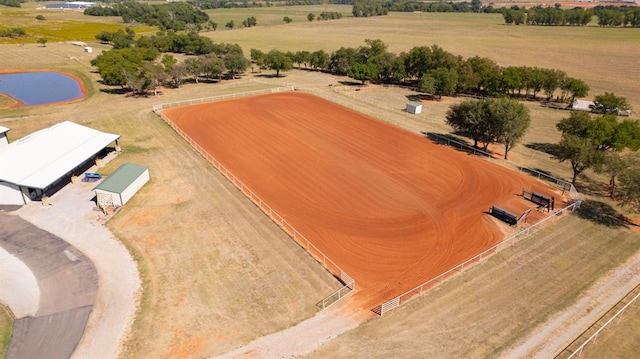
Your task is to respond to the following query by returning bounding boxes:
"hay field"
[1,7,640,359]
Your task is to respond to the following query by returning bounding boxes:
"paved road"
[0,212,98,359]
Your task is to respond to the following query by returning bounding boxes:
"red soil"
[163,92,565,309]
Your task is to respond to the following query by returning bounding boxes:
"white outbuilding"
[0,121,120,205]
[94,163,149,212]
[406,101,423,114]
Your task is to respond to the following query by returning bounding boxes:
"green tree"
[265,49,293,77]
[250,48,266,69]
[225,20,235,29]
[309,50,329,70]
[161,54,177,72]
[486,98,531,159]
[283,16,292,23]
[242,16,257,27]
[427,67,458,96]
[445,100,487,148]
[224,52,249,77]
[182,57,201,83]
[560,77,590,104]
[592,92,631,115]
[347,62,378,84]
[142,62,167,96]
[554,134,604,185]
[35,15,45,20]
[556,111,592,138]
[200,54,225,80]
[90,47,158,88]
[307,12,315,21]
[618,154,640,211]
[37,37,48,47]
[596,152,631,198]
[329,47,358,75]
[293,50,311,68]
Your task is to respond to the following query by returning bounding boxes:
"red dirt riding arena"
[163,91,562,309]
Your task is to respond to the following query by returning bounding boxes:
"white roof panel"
[0,121,119,189]
[0,126,9,134]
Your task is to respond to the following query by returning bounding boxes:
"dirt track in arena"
[163,91,565,310]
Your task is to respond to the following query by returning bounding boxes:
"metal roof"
[94,163,148,194]
[0,121,119,189]
[0,126,9,134]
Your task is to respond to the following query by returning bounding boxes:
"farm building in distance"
[0,121,120,205]
[94,163,149,213]
[44,1,96,9]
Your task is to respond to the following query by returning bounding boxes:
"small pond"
[0,71,86,107]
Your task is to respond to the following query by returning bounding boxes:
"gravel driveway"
[13,179,140,359]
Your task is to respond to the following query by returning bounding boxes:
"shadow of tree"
[575,176,609,198]
[575,200,628,228]
[406,93,441,102]
[525,142,559,156]
[338,80,364,86]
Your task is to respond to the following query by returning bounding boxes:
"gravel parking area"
[16,177,140,359]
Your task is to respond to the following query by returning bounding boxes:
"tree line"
[503,5,640,27]
[91,29,249,94]
[251,39,590,107]
[85,2,210,31]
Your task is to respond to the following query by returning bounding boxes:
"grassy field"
[581,290,640,358]
[0,307,11,358]
[208,11,640,109]
[1,5,640,359]
[0,3,154,44]
[205,4,353,27]
[305,216,640,358]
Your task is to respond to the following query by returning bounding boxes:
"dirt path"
[501,248,640,358]
[16,176,140,359]
[215,302,364,359]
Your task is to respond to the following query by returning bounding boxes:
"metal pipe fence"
[152,86,296,111]
[152,94,355,307]
[556,283,640,359]
[376,200,581,316]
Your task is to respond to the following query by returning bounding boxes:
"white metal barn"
[0,121,120,205]
[94,163,149,211]
[406,101,423,114]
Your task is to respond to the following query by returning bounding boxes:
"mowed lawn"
[1,6,640,359]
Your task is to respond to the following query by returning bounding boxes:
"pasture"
[1,5,640,358]
[0,3,154,44]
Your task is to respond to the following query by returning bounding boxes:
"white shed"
[84,46,93,53]
[406,101,423,114]
[94,163,149,211]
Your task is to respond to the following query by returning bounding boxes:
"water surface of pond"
[0,72,86,107]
